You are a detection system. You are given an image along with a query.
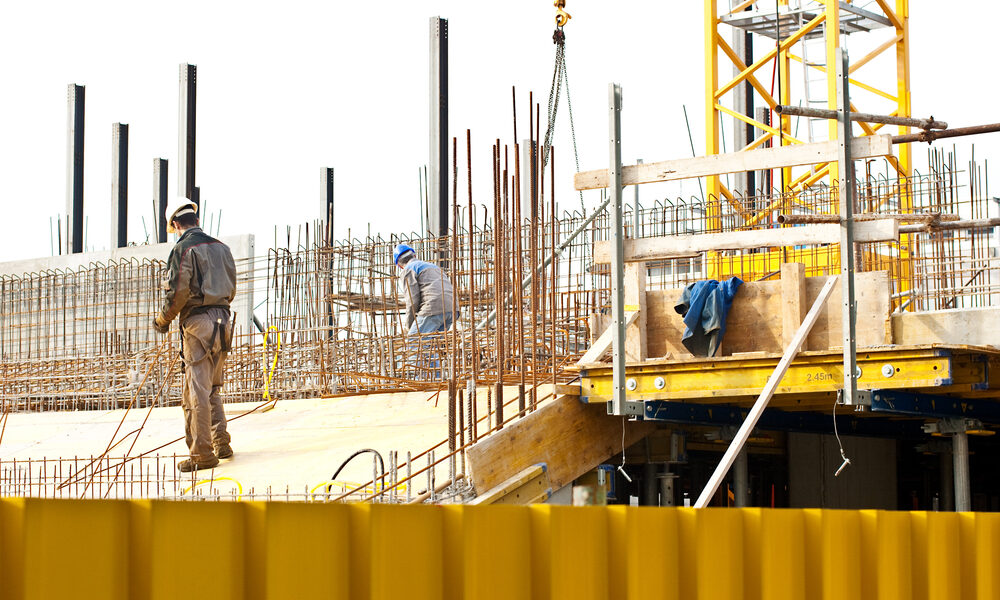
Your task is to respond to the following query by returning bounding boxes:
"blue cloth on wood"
[673,277,743,357]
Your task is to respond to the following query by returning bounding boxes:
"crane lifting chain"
[544,0,585,212]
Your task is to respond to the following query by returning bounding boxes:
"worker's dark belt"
[187,304,230,318]
[179,306,232,370]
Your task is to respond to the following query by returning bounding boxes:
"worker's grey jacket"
[159,227,237,324]
[398,259,454,329]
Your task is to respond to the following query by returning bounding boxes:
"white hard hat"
[165,197,198,234]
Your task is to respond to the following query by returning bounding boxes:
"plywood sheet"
[806,271,892,350]
[466,395,655,494]
[892,307,1000,348]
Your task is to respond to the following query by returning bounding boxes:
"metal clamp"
[923,417,984,435]
[838,389,872,407]
[607,400,644,417]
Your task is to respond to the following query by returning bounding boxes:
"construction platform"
[576,344,1000,426]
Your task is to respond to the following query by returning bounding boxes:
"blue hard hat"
[393,244,415,266]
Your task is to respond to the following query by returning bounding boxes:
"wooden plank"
[577,310,638,365]
[574,134,893,190]
[781,263,807,349]
[624,263,648,362]
[593,220,898,264]
[554,384,582,396]
[466,394,655,494]
[892,307,1000,348]
[806,270,891,349]
[468,464,551,505]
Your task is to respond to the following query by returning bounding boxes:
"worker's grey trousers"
[180,309,232,462]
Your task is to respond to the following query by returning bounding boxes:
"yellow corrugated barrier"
[0,499,998,600]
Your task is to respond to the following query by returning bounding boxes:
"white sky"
[0,1,997,261]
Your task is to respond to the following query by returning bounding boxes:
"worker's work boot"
[215,443,234,460]
[178,456,220,473]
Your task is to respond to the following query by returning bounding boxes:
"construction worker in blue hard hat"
[394,243,454,335]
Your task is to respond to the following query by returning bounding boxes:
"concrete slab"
[0,390,449,499]
[0,385,544,500]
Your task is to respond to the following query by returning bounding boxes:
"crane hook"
[554,0,571,27]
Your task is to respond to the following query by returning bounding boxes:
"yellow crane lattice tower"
[704,0,912,223]
[703,0,912,289]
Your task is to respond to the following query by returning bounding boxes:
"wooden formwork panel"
[643,270,891,359]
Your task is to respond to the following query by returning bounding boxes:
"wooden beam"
[554,383,582,396]
[575,134,892,190]
[781,262,807,349]
[577,310,638,365]
[624,263,647,362]
[593,219,898,264]
[466,394,655,494]
[469,464,551,505]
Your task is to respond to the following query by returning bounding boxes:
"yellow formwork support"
[580,348,989,404]
[1,499,999,600]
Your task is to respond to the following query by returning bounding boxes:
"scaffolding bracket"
[873,390,1000,423]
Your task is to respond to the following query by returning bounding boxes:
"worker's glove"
[152,315,170,334]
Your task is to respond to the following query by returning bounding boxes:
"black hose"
[327,448,385,494]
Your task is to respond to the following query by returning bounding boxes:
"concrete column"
[111,123,128,248]
[733,448,749,507]
[953,431,971,512]
[428,17,449,238]
[178,63,197,204]
[153,159,168,243]
[65,84,85,254]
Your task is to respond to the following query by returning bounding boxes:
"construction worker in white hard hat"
[153,197,237,473]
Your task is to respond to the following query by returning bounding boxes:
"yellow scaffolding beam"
[579,346,994,405]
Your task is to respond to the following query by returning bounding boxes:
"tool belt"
[179,306,233,372]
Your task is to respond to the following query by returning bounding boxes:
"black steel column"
[428,16,448,238]
[743,29,755,195]
[178,63,197,205]
[153,158,168,242]
[65,84,85,254]
[321,167,335,246]
[111,123,128,248]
